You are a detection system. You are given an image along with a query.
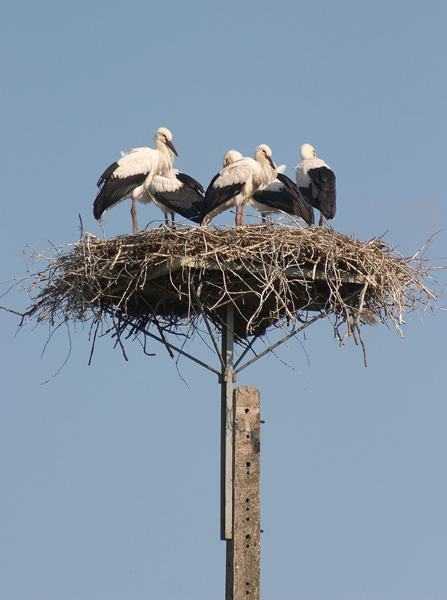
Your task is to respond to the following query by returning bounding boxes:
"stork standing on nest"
[294,144,336,227]
[138,169,204,225]
[201,144,277,226]
[222,150,314,226]
[93,127,178,234]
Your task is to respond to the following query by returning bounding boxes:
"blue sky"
[1,1,446,599]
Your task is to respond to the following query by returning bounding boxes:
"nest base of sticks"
[21,223,437,361]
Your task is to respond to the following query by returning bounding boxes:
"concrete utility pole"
[220,303,261,600]
[226,386,261,600]
[221,305,261,599]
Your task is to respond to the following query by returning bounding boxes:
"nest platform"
[20,223,437,357]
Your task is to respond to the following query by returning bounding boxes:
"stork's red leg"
[131,198,139,234]
[240,205,245,226]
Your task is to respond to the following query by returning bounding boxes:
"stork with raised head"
[201,144,277,226]
[222,150,314,226]
[139,169,204,225]
[93,127,178,234]
[294,144,336,227]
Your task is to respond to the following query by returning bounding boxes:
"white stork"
[138,169,204,225]
[93,127,178,234]
[294,144,336,227]
[201,144,277,226]
[223,150,314,226]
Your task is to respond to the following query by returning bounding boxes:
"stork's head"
[155,127,178,157]
[255,144,275,170]
[300,144,316,160]
[223,149,244,167]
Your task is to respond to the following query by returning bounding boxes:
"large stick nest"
[17,223,439,363]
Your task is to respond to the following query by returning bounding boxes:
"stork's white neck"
[157,145,176,176]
